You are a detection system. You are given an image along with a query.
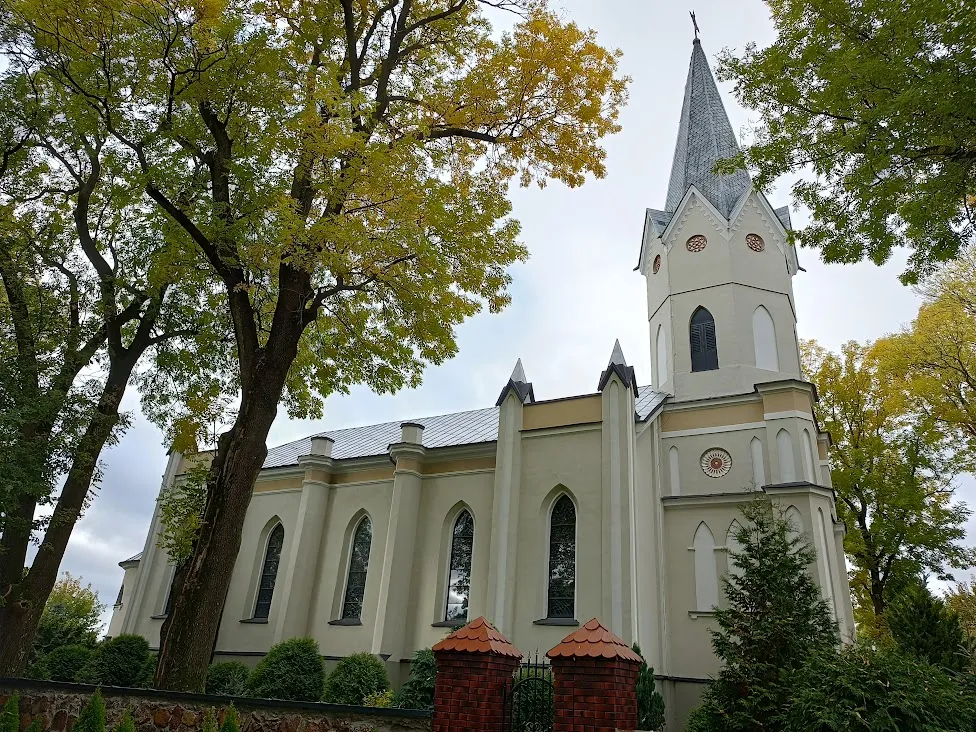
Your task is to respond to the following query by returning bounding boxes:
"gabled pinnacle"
[510,358,527,384]
[609,339,627,367]
[664,39,752,218]
[496,358,535,407]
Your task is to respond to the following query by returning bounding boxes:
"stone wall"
[0,679,431,732]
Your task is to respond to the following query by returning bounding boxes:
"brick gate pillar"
[432,617,522,732]
[547,618,642,732]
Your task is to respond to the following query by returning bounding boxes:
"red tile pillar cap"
[546,618,642,661]
[432,616,523,657]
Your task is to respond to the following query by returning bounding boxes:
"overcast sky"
[53,0,973,628]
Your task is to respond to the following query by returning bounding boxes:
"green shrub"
[391,649,436,710]
[79,635,151,687]
[218,706,239,732]
[110,710,135,732]
[778,642,976,731]
[1,694,20,732]
[24,719,41,732]
[45,644,95,682]
[632,644,665,731]
[73,690,106,732]
[322,652,390,706]
[245,638,324,701]
[207,661,250,696]
[509,666,553,732]
[363,690,394,708]
[137,654,157,689]
[201,708,218,732]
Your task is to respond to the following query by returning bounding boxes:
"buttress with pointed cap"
[665,37,751,218]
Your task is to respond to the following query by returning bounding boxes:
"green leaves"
[718,0,976,283]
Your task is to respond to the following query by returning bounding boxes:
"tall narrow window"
[690,307,718,372]
[777,428,796,482]
[693,523,718,611]
[752,306,779,371]
[656,325,668,385]
[115,584,124,607]
[547,496,577,619]
[445,510,475,622]
[342,517,372,620]
[254,524,284,619]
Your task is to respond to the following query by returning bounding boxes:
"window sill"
[533,618,579,626]
[328,618,363,626]
[240,618,269,624]
[149,614,168,620]
[688,610,717,619]
[431,620,467,628]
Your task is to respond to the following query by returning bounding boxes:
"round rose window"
[700,448,732,478]
[653,255,661,273]
[686,235,707,253]
[746,233,765,252]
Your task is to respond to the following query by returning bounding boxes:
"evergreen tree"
[886,581,969,673]
[73,690,106,732]
[688,497,838,732]
[631,644,665,731]
[0,695,19,732]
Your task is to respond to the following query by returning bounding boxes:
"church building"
[109,37,854,729]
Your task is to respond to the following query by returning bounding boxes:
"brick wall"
[549,656,640,732]
[0,679,431,732]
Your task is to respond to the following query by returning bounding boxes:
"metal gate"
[503,654,554,732]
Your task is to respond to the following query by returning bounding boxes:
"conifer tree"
[887,581,969,673]
[687,497,837,732]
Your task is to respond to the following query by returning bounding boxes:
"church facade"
[109,38,854,729]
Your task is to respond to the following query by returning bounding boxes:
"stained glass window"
[445,510,474,622]
[342,517,372,620]
[547,496,576,619]
[254,524,284,619]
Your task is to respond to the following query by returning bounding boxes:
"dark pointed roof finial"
[690,10,700,41]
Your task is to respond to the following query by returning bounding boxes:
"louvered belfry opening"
[690,307,718,372]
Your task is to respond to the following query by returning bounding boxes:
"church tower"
[638,37,802,402]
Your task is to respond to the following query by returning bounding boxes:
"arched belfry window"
[342,517,372,620]
[445,510,474,622]
[547,495,577,619]
[254,524,284,619]
[690,307,718,372]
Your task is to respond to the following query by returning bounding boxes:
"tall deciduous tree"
[802,340,975,628]
[0,63,206,674]
[30,573,104,660]
[717,0,976,283]
[3,0,627,690]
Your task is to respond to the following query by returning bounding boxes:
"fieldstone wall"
[0,679,431,732]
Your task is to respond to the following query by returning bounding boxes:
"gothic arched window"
[254,524,284,619]
[690,307,718,372]
[445,510,475,622]
[342,517,372,620]
[547,495,577,619]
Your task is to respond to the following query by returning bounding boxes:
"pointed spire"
[598,340,638,396]
[609,339,627,367]
[496,358,535,406]
[510,358,527,384]
[664,38,752,218]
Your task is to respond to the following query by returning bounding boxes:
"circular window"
[686,235,707,252]
[653,255,661,274]
[746,233,765,252]
[700,448,732,478]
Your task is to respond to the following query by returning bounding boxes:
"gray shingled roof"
[665,39,752,218]
[120,552,142,566]
[263,386,667,469]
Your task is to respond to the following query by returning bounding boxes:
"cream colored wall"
[106,564,140,638]
[404,470,495,654]
[213,483,302,653]
[307,478,394,656]
[510,426,605,652]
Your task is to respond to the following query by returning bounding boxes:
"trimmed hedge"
[245,638,324,702]
[45,644,95,683]
[78,635,151,688]
[322,652,389,706]
[206,661,250,696]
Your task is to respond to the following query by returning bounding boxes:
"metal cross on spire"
[690,10,700,40]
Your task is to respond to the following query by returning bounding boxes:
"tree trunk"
[0,363,131,676]
[155,350,295,692]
